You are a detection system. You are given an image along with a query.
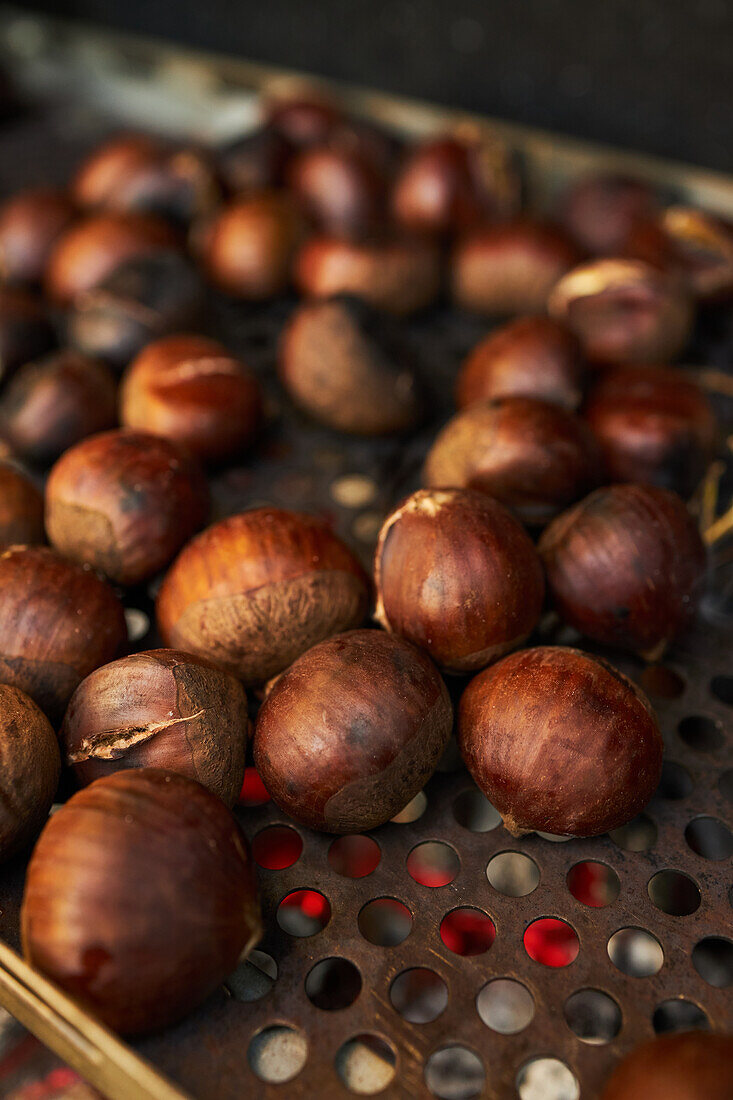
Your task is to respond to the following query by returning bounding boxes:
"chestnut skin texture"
[0,188,76,285]
[279,296,422,435]
[451,220,580,316]
[61,650,248,806]
[548,258,694,365]
[539,484,707,658]
[46,429,209,586]
[585,365,716,497]
[0,546,127,722]
[0,288,56,385]
[295,235,441,316]
[0,462,44,547]
[374,488,545,673]
[0,351,117,467]
[459,646,663,837]
[157,508,370,686]
[456,316,584,411]
[45,213,179,306]
[559,173,656,256]
[424,397,600,524]
[21,768,261,1036]
[120,334,263,465]
[254,629,452,832]
[0,685,60,861]
[601,1031,733,1100]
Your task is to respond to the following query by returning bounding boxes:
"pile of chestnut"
[0,89,727,1089]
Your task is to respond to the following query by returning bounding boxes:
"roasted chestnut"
[266,95,343,147]
[0,684,60,861]
[45,212,179,306]
[451,220,580,315]
[627,205,733,303]
[0,461,44,547]
[0,351,117,466]
[0,545,127,721]
[218,125,290,194]
[120,334,263,465]
[559,173,657,255]
[61,650,248,805]
[279,296,422,434]
[0,288,55,384]
[548,258,694,365]
[287,143,384,239]
[539,484,707,658]
[374,488,544,673]
[601,1031,733,1100]
[21,768,261,1036]
[68,251,204,369]
[585,365,716,497]
[424,397,600,524]
[200,192,306,300]
[254,629,452,832]
[0,188,76,285]
[157,507,370,685]
[456,316,585,411]
[46,429,209,585]
[295,235,441,315]
[458,646,662,836]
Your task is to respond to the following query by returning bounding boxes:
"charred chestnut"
[559,173,657,256]
[374,488,544,673]
[21,768,261,1035]
[46,429,209,585]
[0,188,76,286]
[601,1031,733,1100]
[254,629,452,832]
[539,484,707,658]
[459,646,663,837]
[424,397,600,524]
[0,685,60,861]
[0,461,44,547]
[0,288,55,385]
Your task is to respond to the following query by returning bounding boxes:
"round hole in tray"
[566,861,620,907]
[640,664,685,699]
[648,869,701,915]
[524,918,579,967]
[440,908,496,956]
[678,715,724,752]
[452,788,501,832]
[335,1034,396,1095]
[124,607,150,642]
[277,889,331,937]
[328,834,381,878]
[487,851,539,897]
[252,824,303,870]
[225,949,277,1003]
[407,841,460,887]
[248,1025,308,1084]
[692,936,733,988]
[607,927,663,977]
[517,1057,579,1100]
[564,988,621,1044]
[305,957,362,1010]
[358,897,412,947]
[653,998,710,1034]
[710,674,733,704]
[476,978,534,1034]
[238,766,270,807]
[424,1046,484,1100]
[685,815,733,860]
[391,790,427,823]
[656,759,693,800]
[609,812,657,851]
[390,967,448,1024]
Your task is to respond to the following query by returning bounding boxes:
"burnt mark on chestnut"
[601,1031,733,1100]
[558,173,657,256]
[458,645,663,837]
[254,629,452,832]
[0,461,44,547]
[0,188,77,286]
[0,288,56,385]
[0,684,60,861]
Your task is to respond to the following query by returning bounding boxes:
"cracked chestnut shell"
[60,650,247,805]
[157,507,370,685]
[46,429,209,586]
[0,546,127,722]
[0,288,55,386]
[0,461,44,547]
[21,768,261,1036]
[279,296,423,434]
[0,188,76,285]
[601,1031,733,1100]
[120,334,263,465]
[539,484,707,658]
[559,173,657,256]
[254,629,452,832]
[584,365,716,497]
[424,396,600,524]
[374,488,544,673]
[0,684,60,861]
[626,206,733,303]
[456,316,584,411]
[458,645,663,837]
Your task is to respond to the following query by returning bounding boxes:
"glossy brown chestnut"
[585,365,716,497]
[279,296,423,434]
[157,507,370,685]
[218,125,290,194]
[424,397,600,524]
[548,258,694,365]
[0,461,44,547]
[254,629,452,832]
[627,205,733,303]
[21,768,261,1036]
[295,235,441,315]
[200,192,306,299]
[61,650,247,805]
[120,334,263,465]
[0,684,60,861]
[0,288,55,385]
[601,1031,733,1100]
[374,488,544,673]
[287,144,384,239]
[46,430,209,585]
[451,220,580,315]
[539,484,707,658]
[456,316,585,410]
[559,173,657,255]
[458,646,662,836]
[68,251,204,369]
[0,188,76,285]
[0,546,127,721]
[266,95,343,147]
[45,212,179,306]
[0,351,117,466]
